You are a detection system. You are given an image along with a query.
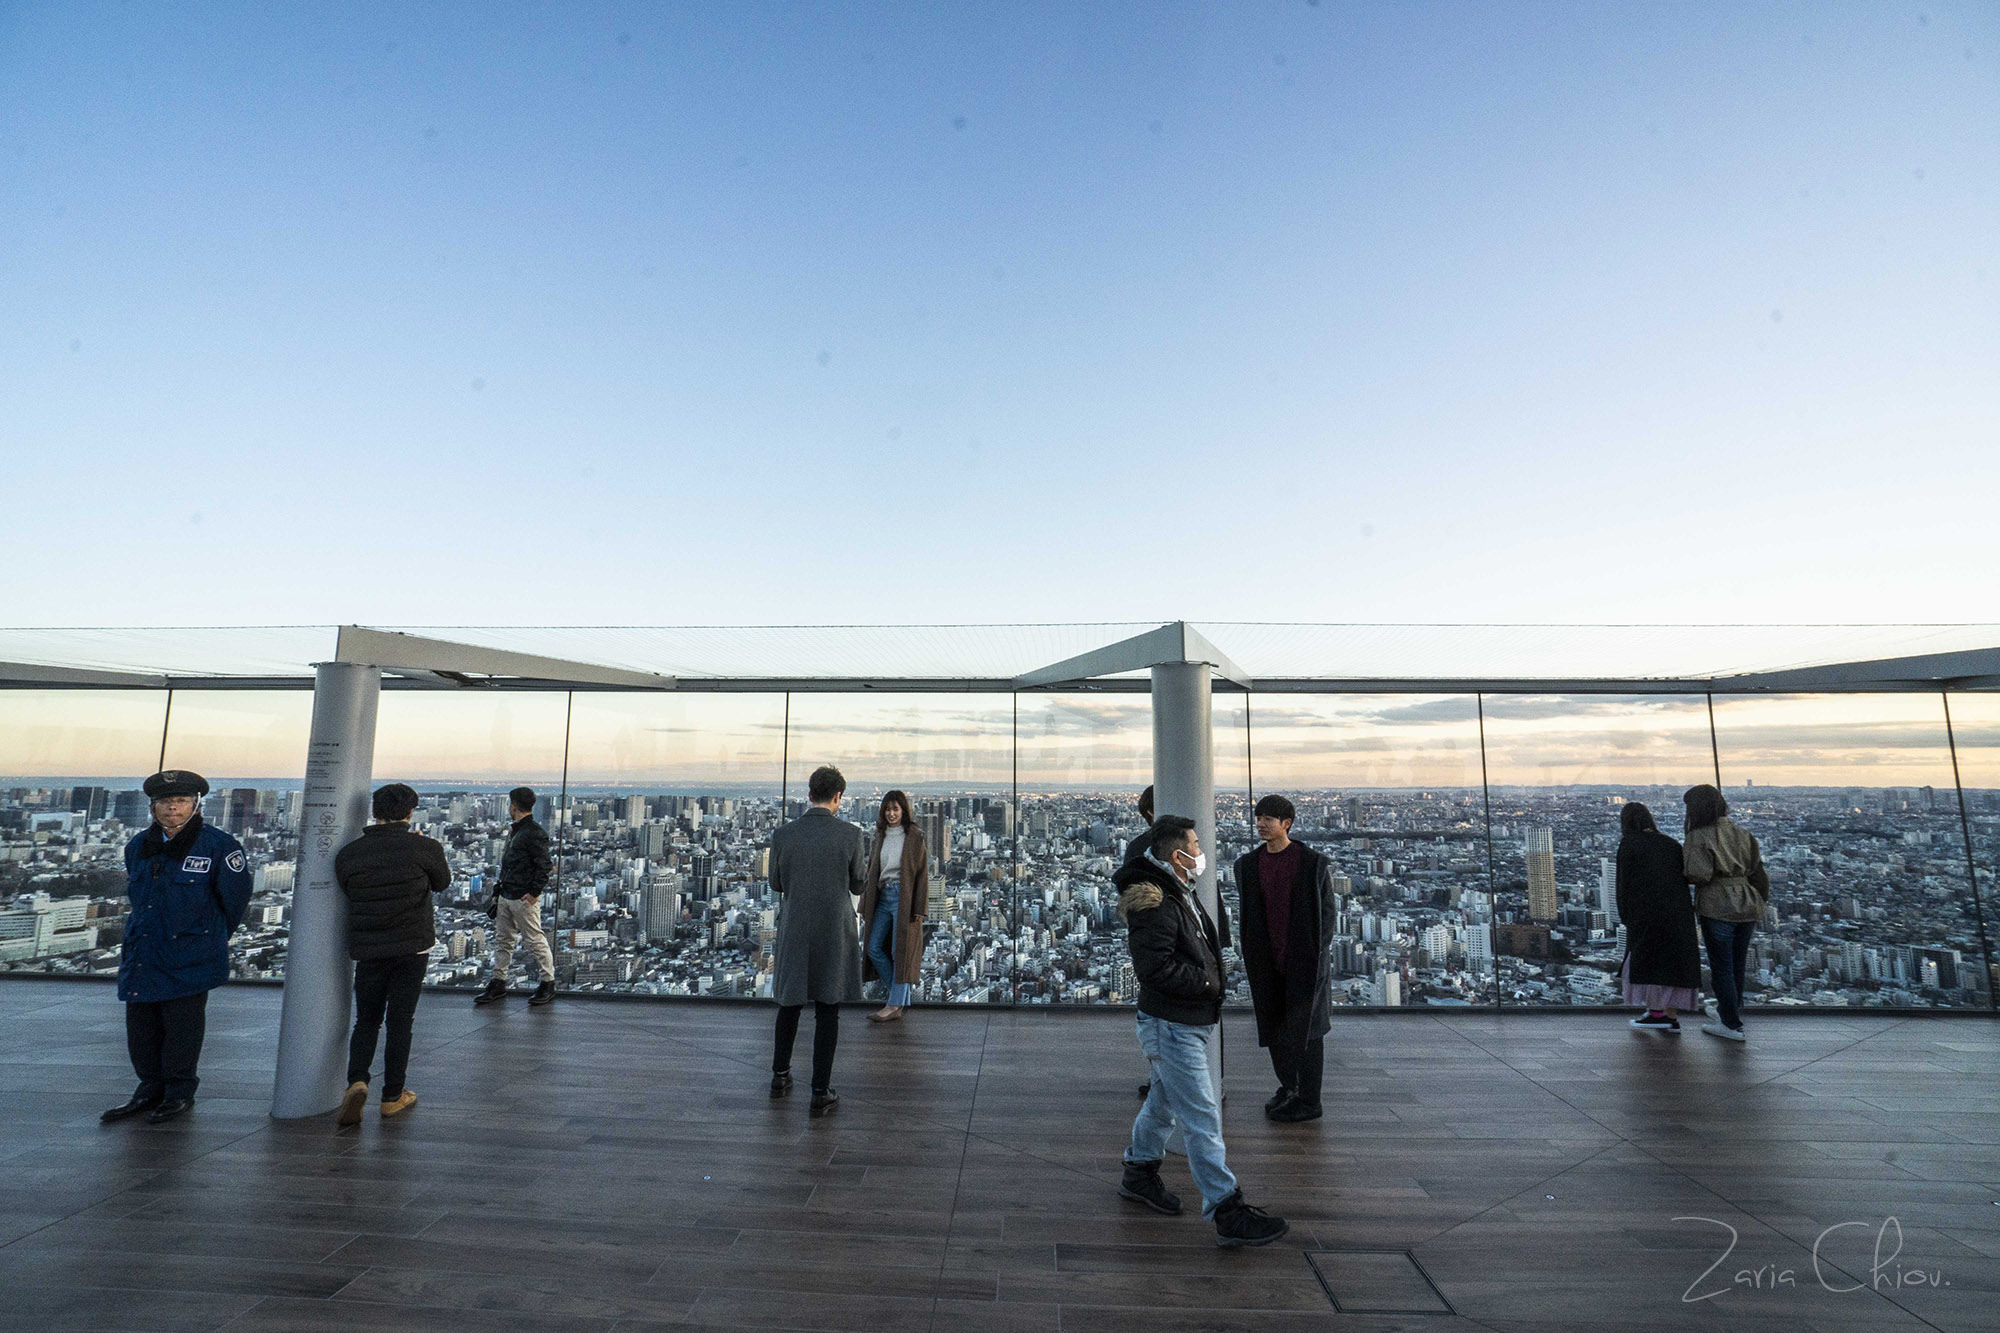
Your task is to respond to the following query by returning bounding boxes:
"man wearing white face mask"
[1113,817,1288,1247]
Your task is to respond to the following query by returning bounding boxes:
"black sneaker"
[529,982,556,1007]
[809,1088,840,1117]
[1212,1191,1289,1248]
[1629,1013,1680,1032]
[1264,1087,1293,1114]
[1118,1159,1182,1216]
[473,979,507,1007]
[770,1070,793,1099]
[1269,1096,1322,1123]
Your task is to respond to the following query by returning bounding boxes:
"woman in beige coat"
[1683,784,1769,1043]
[860,790,929,1023]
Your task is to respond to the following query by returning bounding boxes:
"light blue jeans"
[1128,1012,1237,1215]
[866,879,913,1006]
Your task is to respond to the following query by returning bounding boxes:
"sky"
[5,683,1998,789]
[2,1,1995,629]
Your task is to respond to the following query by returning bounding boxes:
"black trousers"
[348,953,427,1097]
[126,991,208,1102]
[1258,969,1326,1108]
[773,1002,840,1093]
[1270,1034,1325,1109]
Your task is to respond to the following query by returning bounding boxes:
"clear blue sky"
[4,1,1994,628]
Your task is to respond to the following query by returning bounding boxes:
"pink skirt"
[1621,955,1699,1011]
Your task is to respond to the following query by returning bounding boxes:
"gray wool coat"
[769,807,867,1006]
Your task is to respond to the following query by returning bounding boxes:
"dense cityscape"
[5,773,1994,1011]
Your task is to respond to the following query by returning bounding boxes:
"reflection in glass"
[0,691,169,977]
[1480,694,1716,1007]
[1214,694,1250,1003]
[372,691,572,992]
[783,693,1016,1003]
[1014,694,1151,1004]
[1711,694,1986,1010]
[161,691,316,983]
[1246,695,1490,1007]
[1943,693,2000,1003]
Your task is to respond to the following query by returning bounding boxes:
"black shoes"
[1265,1086,1293,1113]
[473,979,507,1007]
[770,1070,793,1098]
[529,982,556,1007]
[1268,1096,1323,1123]
[100,1093,161,1124]
[1118,1158,1183,1216]
[1212,1190,1289,1247]
[809,1088,840,1117]
[1137,1080,1152,1100]
[145,1098,194,1124]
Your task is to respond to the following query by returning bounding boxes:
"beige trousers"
[492,895,554,984]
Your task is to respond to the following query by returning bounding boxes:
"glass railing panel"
[783,693,1016,1004]
[1480,693,1716,1007]
[1214,693,1250,1004]
[372,691,571,992]
[1710,694,1986,1009]
[1943,693,2000,1003]
[1245,695,1489,1007]
[159,691,314,982]
[0,690,170,976]
[1015,694,1151,1003]
[553,693,785,999]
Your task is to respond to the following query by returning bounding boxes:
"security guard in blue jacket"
[101,770,254,1125]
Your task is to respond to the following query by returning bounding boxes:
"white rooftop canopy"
[0,622,1996,693]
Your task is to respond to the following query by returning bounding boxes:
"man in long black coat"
[1234,795,1340,1123]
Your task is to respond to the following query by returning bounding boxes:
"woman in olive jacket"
[1614,802,1700,1032]
[1683,784,1768,1042]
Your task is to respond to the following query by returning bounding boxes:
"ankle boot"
[1118,1158,1182,1215]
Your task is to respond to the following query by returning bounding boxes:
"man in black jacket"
[1235,794,1340,1123]
[476,786,555,1007]
[334,783,450,1125]
[1115,816,1288,1248]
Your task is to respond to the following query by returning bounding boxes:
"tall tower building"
[1524,828,1557,924]
[1597,858,1619,930]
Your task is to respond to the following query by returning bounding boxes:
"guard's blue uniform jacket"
[118,817,254,1003]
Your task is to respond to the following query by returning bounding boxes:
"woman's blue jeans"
[867,879,913,1006]
[1700,916,1755,1030]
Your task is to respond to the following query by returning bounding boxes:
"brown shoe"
[867,1006,904,1023]
[380,1089,418,1118]
[337,1081,368,1128]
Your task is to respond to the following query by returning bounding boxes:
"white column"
[1151,660,1224,1112]
[272,662,379,1119]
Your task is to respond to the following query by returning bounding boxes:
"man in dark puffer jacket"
[334,783,450,1125]
[1115,815,1289,1248]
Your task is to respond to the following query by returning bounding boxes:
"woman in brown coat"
[860,790,929,1023]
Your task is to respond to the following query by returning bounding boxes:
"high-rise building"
[1525,829,1557,923]
[623,795,647,826]
[1597,858,1619,930]
[641,874,682,943]
[68,786,107,820]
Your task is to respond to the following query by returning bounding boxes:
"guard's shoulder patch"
[225,849,247,874]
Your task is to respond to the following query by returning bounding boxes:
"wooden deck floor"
[2,980,1997,1333]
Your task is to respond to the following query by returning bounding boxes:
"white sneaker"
[1702,1022,1745,1043]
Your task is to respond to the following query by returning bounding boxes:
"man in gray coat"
[768,765,866,1116]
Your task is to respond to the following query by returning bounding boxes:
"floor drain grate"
[1305,1248,1456,1315]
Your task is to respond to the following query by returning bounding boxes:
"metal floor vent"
[1305,1249,1456,1315]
